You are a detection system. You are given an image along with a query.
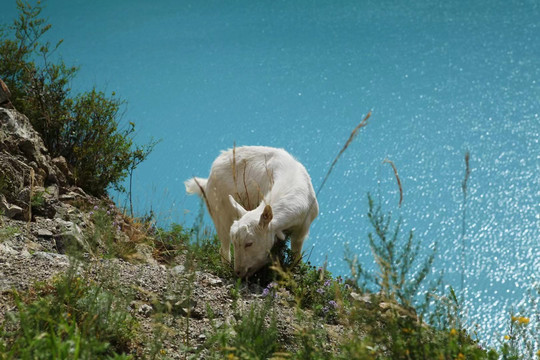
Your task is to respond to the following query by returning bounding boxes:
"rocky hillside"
[0,79,347,358]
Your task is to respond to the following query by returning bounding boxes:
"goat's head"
[228,195,278,278]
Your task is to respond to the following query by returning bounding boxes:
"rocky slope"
[0,79,346,358]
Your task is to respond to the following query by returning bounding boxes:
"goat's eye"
[245,242,253,248]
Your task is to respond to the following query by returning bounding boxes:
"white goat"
[185,146,318,278]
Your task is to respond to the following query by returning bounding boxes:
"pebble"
[138,304,153,317]
[171,265,185,274]
[37,229,54,237]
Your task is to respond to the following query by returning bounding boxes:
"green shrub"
[64,89,136,195]
[0,0,77,156]
[346,193,436,308]
[0,0,156,196]
[30,190,45,208]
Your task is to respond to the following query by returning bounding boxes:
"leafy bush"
[0,0,156,196]
[346,193,436,308]
[65,89,136,195]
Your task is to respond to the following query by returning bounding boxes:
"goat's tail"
[184,177,208,196]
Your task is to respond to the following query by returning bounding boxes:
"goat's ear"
[229,195,247,218]
[259,204,273,228]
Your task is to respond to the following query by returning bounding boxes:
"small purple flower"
[316,288,324,294]
[89,211,94,216]
[262,288,270,297]
[107,210,111,215]
[322,306,329,313]
[93,205,99,210]
[109,204,114,209]
[268,282,278,288]
[328,300,338,309]
[116,225,121,232]
[324,280,331,287]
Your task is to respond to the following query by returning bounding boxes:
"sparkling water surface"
[1,0,538,345]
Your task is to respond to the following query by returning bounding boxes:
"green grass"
[153,223,233,278]
[0,226,19,242]
[203,299,279,360]
[30,190,45,209]
[0,262,136,359]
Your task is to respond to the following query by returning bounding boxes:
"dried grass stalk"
[383,158,403,207]
[193,177,213,218]
[316,110,372,197]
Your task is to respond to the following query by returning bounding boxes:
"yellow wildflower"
[504,335,510,340]
[517,317,530,325]
[456,353,465,360]
[160,349,166,355]
[536,349,540,358]
[450,328,458,336]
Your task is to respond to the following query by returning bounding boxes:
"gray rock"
[130,243,158,265]
[350,292,372,304]
[33,251,69,265]
[0,195,24,219]
[0,108,68,206]
[54,219,89,254]
[45,184,59,200]
[36,229,54,237]
[207,277,223,286]
[170,298,201,318]
[171,264,185,275]
[0,242,18,255]
[138,304,153,317]
[51,156,73,182]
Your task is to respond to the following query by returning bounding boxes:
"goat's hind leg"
[290,228,310,264]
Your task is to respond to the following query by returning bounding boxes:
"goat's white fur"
[185,146,318,278]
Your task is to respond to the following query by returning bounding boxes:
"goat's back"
[205,146,303,211]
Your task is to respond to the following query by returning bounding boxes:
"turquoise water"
[2,0,538,345]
